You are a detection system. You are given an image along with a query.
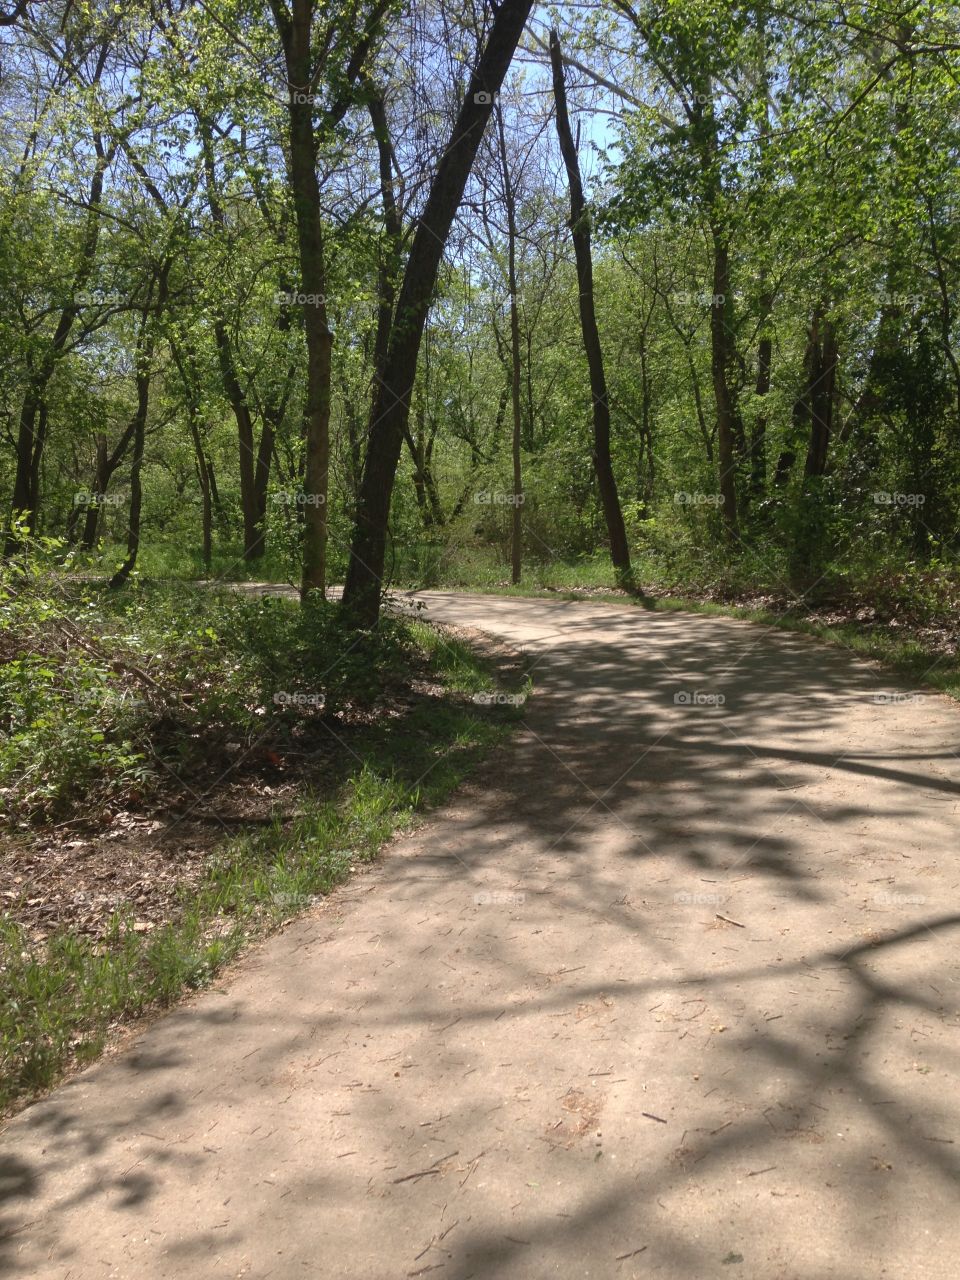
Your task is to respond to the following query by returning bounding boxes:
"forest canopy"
[2,0,959,618]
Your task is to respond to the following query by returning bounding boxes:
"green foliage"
[0,553,519,1111]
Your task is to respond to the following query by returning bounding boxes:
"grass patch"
[1,557,526,1114]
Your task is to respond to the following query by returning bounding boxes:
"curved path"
[2,593,960,1279]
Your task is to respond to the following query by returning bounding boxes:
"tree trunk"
[549,28,631,585]
[109,363,151,588]
[497,107,524,585]
[370,84,442,530]
[710,233,740,538]
[79,385,143,550]
[270,0,334,597]
[170,335,219,565]
[5,129,113,552]
[341,0,535,626]
[110,266,169,586]
[750,333,772,501]
[637,330,654,515]
[190,415,214,570]
[199,117,275,564]
[80,436,110,548]
[791,308,839,586]
[803,311,838,479]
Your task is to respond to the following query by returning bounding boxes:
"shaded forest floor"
[0,573,529,1113]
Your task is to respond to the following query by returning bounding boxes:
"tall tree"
[549,28,632,585]
[341,0,535,626]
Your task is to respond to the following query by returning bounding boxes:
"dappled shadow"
[2,594,959,1277]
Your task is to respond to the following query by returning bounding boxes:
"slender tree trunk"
[637,331,654,515]
[5,124,114,552]
[803,314,838,479]
[790,308,838,586]
[549,28,631,585]
[109,365,151,587]
[27,401,50,533]
[497,107,524,584]
[423,434,444,527]
[199,119,268,564]
[341,0,535,626]
[9,384,43,540]
[251,417,275,559]
[710,233,740,538]
[110,266,169,586]
[371,85,442,529]
[79,392,142,550]
[171,335,219,564]
[80,436,109,548]
[750,332,772,500]
[748,24,773,509]
[270,0,334,597]
[191,416,214,570]
[924,194,960,432]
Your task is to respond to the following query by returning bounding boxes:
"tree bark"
[710,233,740,537]
[6,135,113,551]
[549,28,631,584]
[496,106,524,585]
[341,0,535,626]
[803,313,838,479]
[269,0,336,597]
[750,332,772,500]
[110,265,169,587]
[199,118,273,564]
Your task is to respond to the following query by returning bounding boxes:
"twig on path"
[459,1150,485,1188]
[716,913,746,928]
[393,1168,442,1185]
[642,1112,667,1124]
[394,1150,461,1184]
[616,1246,648,1261]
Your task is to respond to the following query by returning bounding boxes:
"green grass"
[0,592,524,1114]
[76,539,298,584]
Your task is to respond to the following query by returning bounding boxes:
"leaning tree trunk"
[341,0,535,626]
[549,28,631,586]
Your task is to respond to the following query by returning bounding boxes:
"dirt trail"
[3,593,960,1279]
